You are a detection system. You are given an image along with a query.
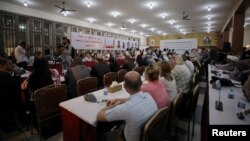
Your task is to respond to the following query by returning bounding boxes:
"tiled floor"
[1,76,207,141]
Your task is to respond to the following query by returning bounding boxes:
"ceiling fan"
[55,1,76,16]
[182,11,190,20]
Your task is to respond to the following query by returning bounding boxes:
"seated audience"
[97,71,157,141]
[65,57,90,98]
[240,47,250,60]
[172,55,191,94]
[109,57,120,72]
[82,52,92,62]
[157,61,178,102]
[0,56,21,111]
[135,55,147,68]
[141,65,170,108]
[27,58,54,100]
[122,55,135,71]
[90,55,111,87]
[182,55,194,75]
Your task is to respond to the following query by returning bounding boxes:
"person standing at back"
[97,71,157,141]
[14,41,28,69]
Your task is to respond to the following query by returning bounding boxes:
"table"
[201,65,250,141]
[208,65,250,125]
[60,86,129,141]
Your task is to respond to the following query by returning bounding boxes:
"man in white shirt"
[14,41,28,69]
[97,71,157,141]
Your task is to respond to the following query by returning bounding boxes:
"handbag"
[210,76,234,87]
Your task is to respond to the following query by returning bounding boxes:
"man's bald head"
[124,71,142,92]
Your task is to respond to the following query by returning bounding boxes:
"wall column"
[231,10,245,54]
[222,30,229,43]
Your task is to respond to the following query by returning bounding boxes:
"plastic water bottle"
[103,87,108,96]
[228,89,234,99]
[215,80,221,90]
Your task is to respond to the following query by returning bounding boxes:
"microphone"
[215,80,223,111]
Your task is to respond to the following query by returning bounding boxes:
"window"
[32,19,42,52]
[18,16,28,43]
[3,14,15,29]
[97,31,102,36]
[44,22,52,55]
[85,29,91,34]
[3,14,15,55]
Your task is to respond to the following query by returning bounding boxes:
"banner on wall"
[160,38,198,53]
[71,32,104,49]
[71,32,139,50]
[105,37,115,48]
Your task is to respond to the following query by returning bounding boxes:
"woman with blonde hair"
[157,61,178,101]
[141,65,170,108]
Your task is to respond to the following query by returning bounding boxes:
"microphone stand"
[215,80,223,111]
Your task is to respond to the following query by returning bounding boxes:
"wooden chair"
[141,107,170,141]
[34,84,67,141]
[178,84,199,141]
[103,72,118,87]
[167,92,184,139]
[77,77,98,96]
[117,69,127,83]
[133,66,145,76]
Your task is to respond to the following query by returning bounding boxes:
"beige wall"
[147,31,219,48]
[244,28,250,47]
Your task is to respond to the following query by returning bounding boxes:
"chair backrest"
[34,84,67,121]
[77,77,98,96]
[133,66,145,76]
[167,92,183,136]
[141,107,169,141]
[117,69,127,83]
[103,72,118,86]
[191,70,200,86]
[189,84,200,116]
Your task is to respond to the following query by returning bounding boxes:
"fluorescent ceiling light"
[175,25,180,29]
[87,18,96,23]
[150,28,155,32]
[62,11,68,16]
[128,19,137,24]
[168,20,175,25]
[111,11,121,18]
[160,13,167,19]
[120,27,127,31]
[208,6,211,11]
[106,23,114,27]
[24,1,28,7]
[207,15,211,20]
[131,30,137,33]
[140,24,148,28]
[84,1,93,8]
[146,2,157,10]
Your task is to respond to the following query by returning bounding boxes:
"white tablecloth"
[59,86,129,127]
